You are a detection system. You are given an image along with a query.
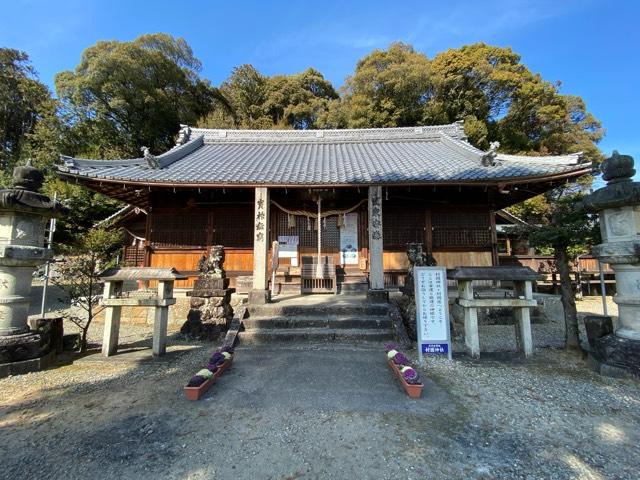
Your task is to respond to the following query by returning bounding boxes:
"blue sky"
[3,0,639,178]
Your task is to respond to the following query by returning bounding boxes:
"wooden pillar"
[102,280,122,357]
[250,187,271,304]
[489,211,498,266]
[514,280,533,357]
[458,280,480,359]
[367,186,387,302]
[143,211,152,267]
[425,209,433,253]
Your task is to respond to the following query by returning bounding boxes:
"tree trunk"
[555,245,581,349]
[80,327,89,353]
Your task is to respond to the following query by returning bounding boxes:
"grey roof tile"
[57,123,589,186]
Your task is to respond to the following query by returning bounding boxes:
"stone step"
[240,327,395,344]
[338,282,368,293]
[243,315,392,330]
[247,302,389,318]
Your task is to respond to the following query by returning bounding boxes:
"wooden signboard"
[413,266,452,362]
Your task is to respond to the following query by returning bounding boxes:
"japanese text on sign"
[413,266,452,361]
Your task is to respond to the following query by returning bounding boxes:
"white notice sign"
[339,213,359,265]
[277,236,298,258]
[413,266,452,361]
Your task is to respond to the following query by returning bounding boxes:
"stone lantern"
[0,164,64,368]
[582,151,640,375]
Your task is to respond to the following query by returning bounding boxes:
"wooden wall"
[383,250,493,270]
[124,189,500,289]
[149,248,254,288]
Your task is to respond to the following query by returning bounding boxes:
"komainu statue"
[198,245,225,278]
[406,242,437,279]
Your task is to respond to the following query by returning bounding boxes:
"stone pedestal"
[582,151,640,377]
[182,247,235,339]
[0,165,64,374]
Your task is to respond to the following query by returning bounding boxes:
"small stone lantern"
[582,151,640,374]
[0,164,65,366]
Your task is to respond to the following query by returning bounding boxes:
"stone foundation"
[181,276,235,340]
[0,317,63,378]
[593,334,640,378]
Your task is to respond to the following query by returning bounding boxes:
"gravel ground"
[1,296,637,479]
[1,312,639,480]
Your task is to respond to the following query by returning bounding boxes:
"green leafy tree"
[0,48,59,182]
[55,33,231,157]
[53,227,122,352]
[322,42,432,128]
[200,65,338,129]
[264,68,338,128]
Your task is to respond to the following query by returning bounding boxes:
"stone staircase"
[241,298,395,344]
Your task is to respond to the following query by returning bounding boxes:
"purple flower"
[393,352,409,365]
[384,342,399,352]
[402,367,421,384]
[209,352,225,365]
[187,375,206,387]
[205,363,219,373]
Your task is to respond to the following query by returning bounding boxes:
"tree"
[331,42,603,161]
[55,33,231,157]
[200,65,338,129]
[515,192,600,349]
[264,68,338,129]
[42,178,121,248]
[53,227,122,352]
[322,42,432,128]
[0,48,59,181]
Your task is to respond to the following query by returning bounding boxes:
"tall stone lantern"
[582,151,640,375]
[0,164,64,365]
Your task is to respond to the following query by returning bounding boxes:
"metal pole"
[40,192,57,318]
[599,260,608,316]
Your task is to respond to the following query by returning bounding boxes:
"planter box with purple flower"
[184,369,216,401]
[385,344,424,398]
[184,346,235,401]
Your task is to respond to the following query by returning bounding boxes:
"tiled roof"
[57,123,589,186]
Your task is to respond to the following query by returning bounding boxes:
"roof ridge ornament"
[481,141,501,167]
[176,124,192,146]
[141,146,160,169]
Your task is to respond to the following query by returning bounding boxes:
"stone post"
[367,186,388,303]
[0,164,64,368]
[153,280,173,356]
[250,187,271,304]
[514,280,533,357]
[101,280,123,356]
[582,151,640,376]
[458,280,480,358]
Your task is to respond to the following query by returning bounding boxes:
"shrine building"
[56,122,590,303]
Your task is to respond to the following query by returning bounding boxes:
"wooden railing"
[301,256,337,294]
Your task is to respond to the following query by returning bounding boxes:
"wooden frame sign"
[413,266,452,362]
